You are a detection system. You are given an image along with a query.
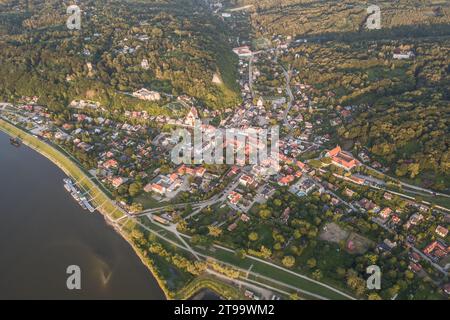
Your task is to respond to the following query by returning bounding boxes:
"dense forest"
[227,0,450,38]
[0,0,241,111]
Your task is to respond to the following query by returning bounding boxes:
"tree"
[236,249,246,259]
[368,293,382,300]
[405,270,414,281]
[129,202,143,213]
[259,209,272,219]
[190,235,209,246]
[282,256,296,268]
[312,269,323,280]
[408,163,420,178]
[346,270,367,297]
[248,232,259,241]
[289,292,300,300]
[208,225,222,237]
[307,258,317,269]
[260,246,272,259]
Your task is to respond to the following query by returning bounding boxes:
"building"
[132,88,161,101]
[112,177,128,188]
[380,207,392,220]
[103,159,118,169]
[228,191,242,205]
[145,183,166,195]
[443,283,450,295]
[177,164,205,177]
[348,175,365,185]
[141,58,150,70]
[408,262,422,273]
[278,175,295,186]
[152,215,170,225]
[239,174,255,187]
[291,178,315,197]
[393,49,415,60]
[344,188,356,198]
[185,107,199,127]
[326,146,359,171]
[436,225,449,238]
[384,192,393,201]
[423,240,449,261]
[232,46,253,58]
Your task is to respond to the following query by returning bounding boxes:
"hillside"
[0,0,241,111]
[225,0,450,38]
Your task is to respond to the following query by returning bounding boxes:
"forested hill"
[225,0,450,38]
[0,0,241,111]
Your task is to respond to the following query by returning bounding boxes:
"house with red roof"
[103,159,118,169]
[144,183,166,195]
[326,146,360,171]
[436,225,448,238]
[228,191,242,205]
[239,174,255,187]
[278,175,295,186]
[380,208,392,220]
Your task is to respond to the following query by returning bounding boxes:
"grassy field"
[192,243,354,300]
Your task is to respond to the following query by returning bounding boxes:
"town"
[0,0,449,301]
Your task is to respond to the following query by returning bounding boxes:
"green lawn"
[192,242,354,300]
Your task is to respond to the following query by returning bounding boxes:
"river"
[0,131,165,299]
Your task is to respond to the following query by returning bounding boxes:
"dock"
[63,178,96,213]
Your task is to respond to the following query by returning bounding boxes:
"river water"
[0,131,165,299]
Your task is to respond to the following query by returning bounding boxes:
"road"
[137,173,244,219]
[363,164,450,198]
[281,65,295,131]
[249,55,255,98]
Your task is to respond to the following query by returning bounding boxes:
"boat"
[10,137,21,147]
[86,204,96,213]
[71,192,80,201]
[79,201,87,210]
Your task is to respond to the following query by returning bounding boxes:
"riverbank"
[0,119,175,299]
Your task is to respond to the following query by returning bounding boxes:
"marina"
[63,178,96,213]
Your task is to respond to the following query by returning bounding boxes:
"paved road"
[363,164,450,198]
[249,55,255,98]
[281,65,295,131]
